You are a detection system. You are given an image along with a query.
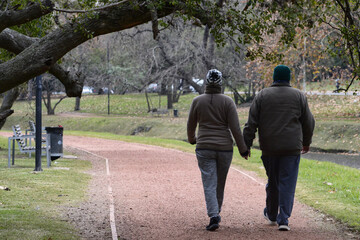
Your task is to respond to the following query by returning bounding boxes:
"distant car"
[146,83,158,93]
[82,86,93,94]
[191,78,204,92]
[97,87,114,95]
[183,78,204,93]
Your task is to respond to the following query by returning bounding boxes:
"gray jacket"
[243,82,315,156]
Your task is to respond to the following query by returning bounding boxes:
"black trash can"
[45,126,63,160]
[173,109,178,117]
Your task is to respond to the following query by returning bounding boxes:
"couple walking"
[187,66,315,232]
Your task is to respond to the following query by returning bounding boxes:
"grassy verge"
[4,112,360,153]
[3,92,360,153]
[312,121,360,152]
[0,137,91,240]
[65,130,360,232]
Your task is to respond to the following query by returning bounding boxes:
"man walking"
[187,69,249,231]
[243,65,315,231]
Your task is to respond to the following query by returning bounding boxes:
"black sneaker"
[206,216,221,231]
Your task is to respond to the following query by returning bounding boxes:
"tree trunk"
[160,83,167,95]
[74,97,81,111]
[46,91,54,115]
[0,0,54,33]
[27,79,34,100]
[0,87,20,129]
[145,90,151,112]
[167,92,173,109]
[234,91,239,105]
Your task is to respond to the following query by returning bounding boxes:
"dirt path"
[62,135,357,240]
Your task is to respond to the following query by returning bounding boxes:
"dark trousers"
[261,155,300,225]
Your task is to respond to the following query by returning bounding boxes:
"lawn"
[0,137,91,240]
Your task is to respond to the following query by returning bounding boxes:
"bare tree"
[41,75,67,115]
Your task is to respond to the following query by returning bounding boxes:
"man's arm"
[299,95,315,148]
[243,94,260,149]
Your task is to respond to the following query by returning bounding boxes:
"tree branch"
[53,95,67,110]
[53,0,129,13]
[0,1,176,94]
[0,28,83,97]
[0,0,54,32]
[0,109,14,121]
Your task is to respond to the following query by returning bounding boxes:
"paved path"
[304,152,360,170]
[62,135,355,240]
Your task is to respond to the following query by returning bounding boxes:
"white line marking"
[70,147,118,240]
[230,166,265,186]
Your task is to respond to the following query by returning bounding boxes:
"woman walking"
[187,69,249,231]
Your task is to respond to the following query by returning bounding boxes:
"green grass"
[308,94,360,119]
[11,93,197,117]
[0,137,91,240]
[297,159,360,229]
[64,131,360,231]
[312,121,360,152]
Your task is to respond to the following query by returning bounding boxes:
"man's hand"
[188,137,196,145]
[301,146,310,154]
[240,149,251,160]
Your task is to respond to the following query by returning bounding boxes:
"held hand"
[240,149,250,160]
[189,138,196,145]
[301,146,310,154]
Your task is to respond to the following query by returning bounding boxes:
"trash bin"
[45,126,63,160]
[173,109,178,117]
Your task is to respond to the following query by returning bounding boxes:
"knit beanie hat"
[206,69,223,86]
[273,65,291,82]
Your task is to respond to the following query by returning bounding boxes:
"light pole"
[107,39,110,115]
[34,75,43,171]
[34,19,43,171]
[303,37,307,92]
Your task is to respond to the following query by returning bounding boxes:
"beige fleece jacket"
[187,90,248,155]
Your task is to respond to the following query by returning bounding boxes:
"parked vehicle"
[146,83,158,93]
[96,87,114,95]
[82,86,93,94]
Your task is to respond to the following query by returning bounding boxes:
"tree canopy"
[1,0,359,96]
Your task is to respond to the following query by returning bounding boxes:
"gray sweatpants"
[196,149,233,218]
